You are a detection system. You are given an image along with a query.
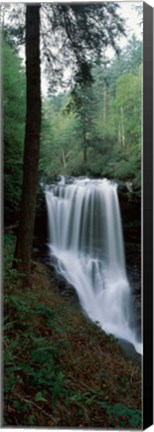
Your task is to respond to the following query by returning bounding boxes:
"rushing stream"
[45,177,142,355]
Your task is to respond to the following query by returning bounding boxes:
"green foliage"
[39,94,80,178]
[34,392,47,403]
[4,232,16,254]
[4,233,25,292]
[4,236,141,427]
[108,34,142,88]
[4,3,126,91]
[40,35,142,193]
[4,233,16,279]
[4,237,68,424]
[42,2,125,91]
[3,38,26,225]
[4,292,68,424]
[105,402,142,428]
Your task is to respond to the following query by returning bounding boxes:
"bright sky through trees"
[41,1,143,95]
[120,1,142,40]
[1,2,142,96]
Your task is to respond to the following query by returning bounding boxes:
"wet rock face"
[117,184,141,344]
[34,187,48,246]
[126,248,141,342]
[56,175,76,184]
[118,187,141,226]
[42,254,80,307]
[117,338,141,363]
[119,184,141,271]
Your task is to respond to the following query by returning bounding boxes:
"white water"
[45,177,142,355]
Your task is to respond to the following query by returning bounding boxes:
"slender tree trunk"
[61,148,67,168]
[83,115,87,162]
[118,122,121,146]
[103,82,107,124]
[83,145,87,163]
[14,5,41,287]
[120,106,125,146]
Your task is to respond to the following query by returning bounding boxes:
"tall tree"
[14,5,41,286]
[3,39,26,224]
[64,82,96,163]
[11,2,125,286]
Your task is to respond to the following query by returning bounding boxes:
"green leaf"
[129,414,141,427]
[34,392,47,402]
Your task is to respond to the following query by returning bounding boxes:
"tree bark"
[103,82,107,124]
[14,5,41,287]
[120,106,125,146]
[61,148,67,168]
[83,144,87,163]
[83,115,87,162]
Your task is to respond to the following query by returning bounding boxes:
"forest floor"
[4,236,142,428]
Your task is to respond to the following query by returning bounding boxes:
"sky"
[118,1,142,41]
[41,1,143,95]
[1,1,143,96]
[100,2,142,57]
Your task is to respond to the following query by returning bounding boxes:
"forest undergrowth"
[3,233,142,428]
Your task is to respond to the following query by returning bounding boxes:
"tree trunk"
[118,122,121,146]
[83,115,87,162]
[120,106,125,146]
[103,82,107,124]
[61,148,67,168]
[83,145,87,163]
[14,5,41,287]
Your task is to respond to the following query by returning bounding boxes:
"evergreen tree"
[5,2,126,285]
[3,39,26,224]
[14,5,41,287]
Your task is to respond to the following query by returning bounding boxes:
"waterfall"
[45,177,142,355]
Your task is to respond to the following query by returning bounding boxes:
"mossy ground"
[3,234,142,428]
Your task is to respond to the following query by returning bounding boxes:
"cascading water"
[45,177,142,355]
